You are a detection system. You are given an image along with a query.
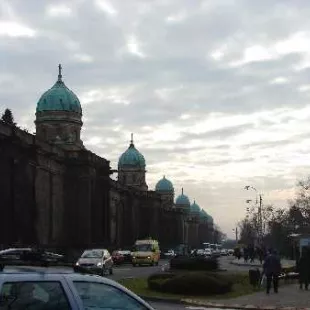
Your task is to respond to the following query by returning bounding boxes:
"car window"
[73,281,148,310]
[81,250,103,258]
[0,281,71,310]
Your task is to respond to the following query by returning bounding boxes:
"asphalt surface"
[110,259,170,281]
[109,256,248,309]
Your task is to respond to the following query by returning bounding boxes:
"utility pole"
[245,185,264,246]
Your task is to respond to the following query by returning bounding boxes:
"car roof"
[0,248,32,254]
[0,267,115,284]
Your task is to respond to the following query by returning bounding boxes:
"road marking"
[114,268,132,271]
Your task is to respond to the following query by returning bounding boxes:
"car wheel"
[155,261,159,266]
[132,263,136,267]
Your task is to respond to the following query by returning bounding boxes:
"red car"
[112,250,132,265]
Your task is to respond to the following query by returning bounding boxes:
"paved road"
[110,259,170,281]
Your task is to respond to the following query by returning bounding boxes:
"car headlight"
[75,262,79,266]
[132,256,136,259]
[97,262,103,267]
[147,256,151,259]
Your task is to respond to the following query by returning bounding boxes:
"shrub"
[148,272,232,295]
[170,256,219,271]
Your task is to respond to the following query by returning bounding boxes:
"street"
[110,256,248,310]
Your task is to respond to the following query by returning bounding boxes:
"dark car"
[0,248,64,264]
[76,249,113,276]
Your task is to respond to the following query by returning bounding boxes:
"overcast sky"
[2,0,310,238]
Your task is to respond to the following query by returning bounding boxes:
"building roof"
[175,188,190,207]
[155,176,174,192]
[118,134,146,169]
[190,200,201,214]
[36,64,82,114]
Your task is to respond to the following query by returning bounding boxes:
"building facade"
[0,66,215,252]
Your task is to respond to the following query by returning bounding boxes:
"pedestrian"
[297,247,310,290]
[263,249,282,294]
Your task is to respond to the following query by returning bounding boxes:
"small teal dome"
[155,176,174,192]
[190,201,201,214]
[36,64,82,114]
[175,188,190,206]
[118,135,145,169]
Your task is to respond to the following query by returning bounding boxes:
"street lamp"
[232,228,238,243]
[244,185,263,245]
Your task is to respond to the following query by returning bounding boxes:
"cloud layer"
[1,0,310,237]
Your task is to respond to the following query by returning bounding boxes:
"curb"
[142,295,310,310]
[182,299,310,310]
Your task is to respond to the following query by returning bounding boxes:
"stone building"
[0,66,215,251]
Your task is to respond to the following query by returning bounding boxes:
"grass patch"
[118,272,261,301]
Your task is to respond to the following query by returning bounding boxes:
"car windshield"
[134,244,152,252]
[81,250,103,258]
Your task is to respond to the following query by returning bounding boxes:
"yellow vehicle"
[132,239,160,266]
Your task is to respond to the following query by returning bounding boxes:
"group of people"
[238,245,310,294]
[234,245,266,264]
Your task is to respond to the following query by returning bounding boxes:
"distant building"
[0,65,215,252]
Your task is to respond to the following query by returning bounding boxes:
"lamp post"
[244,185,263,245]
[232,227,238,243]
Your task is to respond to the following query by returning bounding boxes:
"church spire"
[58,64,62,82]
[130,133,134,146]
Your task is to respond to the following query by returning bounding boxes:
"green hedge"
[170,256,219,271]
[148,272,232,295]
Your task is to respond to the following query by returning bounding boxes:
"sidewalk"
[231,258,295,268]
[184,283,310,309]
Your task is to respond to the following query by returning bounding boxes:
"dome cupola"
[36,64,82,114]
[175,188,190,208]
[35,64,84,150]
[118,134,146,169]
[117,134,148,191]
[190,200,201,214]
[155,176,174,192]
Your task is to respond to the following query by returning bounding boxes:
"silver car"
[76,249,113,276]
[0,265,154,309]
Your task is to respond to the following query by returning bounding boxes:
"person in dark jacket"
[263,249,282,294]
[297,247,310,290]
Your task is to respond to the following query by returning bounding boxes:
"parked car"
[112,250,132,265]
[221,249,228,256]
[0,262,154,309]
[0,248,64,263]
[76,249,113,276]
[163,249,175,258]
[204,248,212,257]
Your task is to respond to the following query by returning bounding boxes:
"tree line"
[238,178,310,258]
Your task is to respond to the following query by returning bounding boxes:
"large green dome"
[155,176,174,192]
[118,135,146,169]
[175,189,190,206]
[190,201,201,214]
[36,64,82,114]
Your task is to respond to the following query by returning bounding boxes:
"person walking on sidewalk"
[263,249,282,294]
[297,247,310,290]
